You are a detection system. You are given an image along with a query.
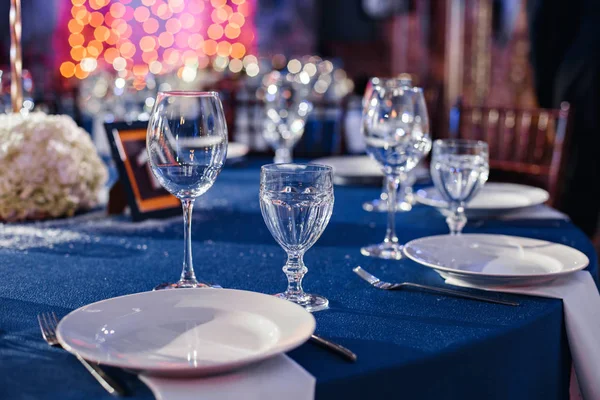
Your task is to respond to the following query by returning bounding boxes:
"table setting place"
[2,80,599,400]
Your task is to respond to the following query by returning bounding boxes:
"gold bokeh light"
[69,33,85,47]
[207,24,223,40]
[134,6,150,22]
[142,17,159,34]
[158,31,174,47]
[60,61,76,78]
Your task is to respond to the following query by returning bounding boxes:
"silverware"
[310,334,357,362]
[37,312,127,397]
[353,266,519,307]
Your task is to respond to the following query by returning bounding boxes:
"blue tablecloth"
[1,158,597,400]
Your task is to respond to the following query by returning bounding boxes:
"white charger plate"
[403,234,589,286]
[415,183,549,217]
[56,289,315,377]
[313,155,429,185]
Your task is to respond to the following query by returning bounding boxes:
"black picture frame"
[104,121,180,221]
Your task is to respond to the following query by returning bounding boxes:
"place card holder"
[104,121,180,221]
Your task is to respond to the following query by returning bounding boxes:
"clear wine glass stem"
[384,175,400,244]
[180,198,198,284]
[397,179,413,211]
[402,183,413,200]
[274,147,292,164]
[447,202,467,235]
[282,252,308,299]
[380,177,389,201]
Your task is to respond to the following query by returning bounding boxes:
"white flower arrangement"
[0,112,108,221]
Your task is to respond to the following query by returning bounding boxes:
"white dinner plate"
[56,289,315,377]
[415,183,550,217]
[404,234,589,286]
[312,155,429,185]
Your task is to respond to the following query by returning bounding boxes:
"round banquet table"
[0,158,597,400]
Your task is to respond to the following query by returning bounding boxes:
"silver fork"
[37,312,127,397]
[353,267,519,306]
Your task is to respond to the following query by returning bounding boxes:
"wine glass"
[362,76,420,213]
[147,91,227,289]
[259,164,334,312]
[362,170,417,212]
[361,85,432,259]
[262,71,312,163]
[430,139,489,235]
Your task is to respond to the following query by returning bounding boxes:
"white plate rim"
[403,233,589,280]
[414,183,550,211]
[312,155,382,177]
[227,142,250,159]
[312,155,429,179]
[56,288,316,374]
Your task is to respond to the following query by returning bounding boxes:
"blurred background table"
[0,158,596,400]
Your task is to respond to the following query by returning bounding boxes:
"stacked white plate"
[415,183,550,217]
[312,155,429,186]
[404,234,589,286]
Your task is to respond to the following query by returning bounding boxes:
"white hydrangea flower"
[0,112,108,221]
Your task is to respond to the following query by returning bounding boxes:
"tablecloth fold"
[446,271,600,400]
[498,204,569,221]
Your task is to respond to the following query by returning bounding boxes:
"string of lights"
[60,0,256,86]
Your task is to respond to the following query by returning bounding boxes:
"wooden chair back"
[451,102,572,206]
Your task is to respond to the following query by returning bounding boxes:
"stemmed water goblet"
[259,164,334,312]
[361,84,432,259]
[262,71,312,164]
[430,139,489,235]
[147,91,227,289]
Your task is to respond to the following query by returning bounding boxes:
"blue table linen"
[0,158,596,400]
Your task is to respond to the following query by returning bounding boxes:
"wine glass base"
[154,281,221,290]
[360,243,405,260]
[362,198,413,212]
[275,293,329,312]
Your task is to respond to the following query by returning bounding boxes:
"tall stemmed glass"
[262,71,312,164]
[147,91,227,289]
[361,85,431,259]
[362,76,421,213]
[430,139,489,235]
[259,164,334,312]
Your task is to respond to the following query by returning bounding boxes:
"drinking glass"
[362,76,418,213]
[147,91,227,289]
[361,85,431,259]
[262,71,312,164]
[430,139,489,235]
[362,171,417,212]
[259,164,334,312]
